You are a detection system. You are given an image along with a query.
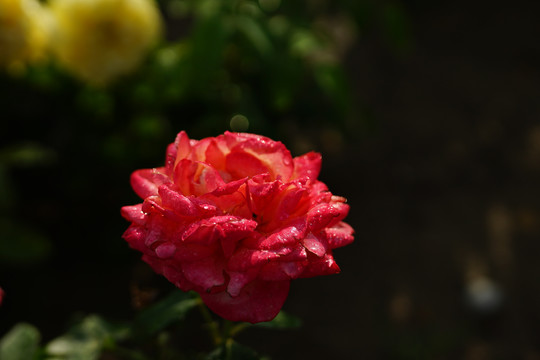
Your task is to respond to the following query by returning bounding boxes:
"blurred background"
[2,0,540,358]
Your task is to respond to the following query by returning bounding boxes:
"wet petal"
[120,204,146,225]
[302,233,327,257]
[130,168,170,198]
[183,257,225,291]
[201,279,290,323]
[322,222,355,249]
[293,151,321,180]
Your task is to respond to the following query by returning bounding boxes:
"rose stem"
[196,297,222,346]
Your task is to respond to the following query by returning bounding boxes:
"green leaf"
[45,315,126,360]
[235,15,273,56]
[0,323,41,360]
[132,290,199,339]
[206,340,263,360]
[253,311,302,330]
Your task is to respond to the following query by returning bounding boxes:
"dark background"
[2,0,540,358]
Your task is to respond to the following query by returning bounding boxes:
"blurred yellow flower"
[0,0,52,72]
[50,0,162,86]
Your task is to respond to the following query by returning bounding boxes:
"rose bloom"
[122,131,354,323]
[0,0,52,71]
[49,0,162,86]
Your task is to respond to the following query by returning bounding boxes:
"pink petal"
[302,233,327,257]
[246,176,279,215]
[226,269,259,297]
[307,202,349,232]
[122,226,146,252]
[274,184,307,221]
[169,131,192,166]
[173,242,219,262]
[243,221,305,250]
[155,243,176,259]
[182,216,257,246]
[322,222,355,249]
[158,186,201,217]
[174,159,225,196]
[225,151,270,180]
[227,248,280,271]
[259,260,306,281]
[201,279,290,323]
[182,257,225,291]
[204,139,226,170]
[120,204,146,225]
[227,134,294,180]
[156,262,195,291]
[299,253,341,278]
[130,168,171,198]
[292,151,322,180]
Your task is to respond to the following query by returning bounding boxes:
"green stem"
[228,322,251,338]
[196,297,222,346]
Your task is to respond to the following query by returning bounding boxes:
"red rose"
[121,131,354,323]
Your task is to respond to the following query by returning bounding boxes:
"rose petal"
[169,131,193,169]
[226,268,259,297]
[155,243,176,259]
[182,257,225,291]
[173,242,218,262]
[302,233,327,257]
[182,216,257,247]
[243,221,305,250]
[299,253,341,278]
[122,226,146,252]
[130,168,170,198]
[293,151,322,180]
[322,222,355,249]
[227,133,294,180]
[307,202,349,232]
[259,261,306,281]
[174,159,225,196]
[225,151,270,180]
[203,139,226,170]
[158,186,200,217]
[201,279,290,323]
[121,204,146,225]
[156,262,194,291]
[227,248,280,271]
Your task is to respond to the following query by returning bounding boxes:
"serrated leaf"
[132,290,199,338]
[0,323,41,360]
[253,311,302,330]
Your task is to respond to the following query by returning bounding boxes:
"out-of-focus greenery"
[0,0,411,266]
[1,290,303,359]
[0,0,413,358]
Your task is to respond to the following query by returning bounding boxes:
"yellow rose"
[50,0,163,86]
[0,0,52,72]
